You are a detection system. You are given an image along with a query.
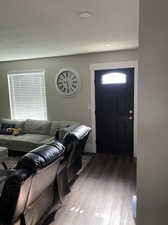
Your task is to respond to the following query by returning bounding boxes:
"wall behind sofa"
[0,50,137,151]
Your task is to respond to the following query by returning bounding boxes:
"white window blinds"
[8,71,47,120]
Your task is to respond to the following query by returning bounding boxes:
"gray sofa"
[0,119,79,152]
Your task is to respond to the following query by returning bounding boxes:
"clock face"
[55,69,81,96]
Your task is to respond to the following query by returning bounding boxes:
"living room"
[0,0,167,225]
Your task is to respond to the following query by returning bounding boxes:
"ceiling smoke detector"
[79,12,92,18]
[104,43,113,47]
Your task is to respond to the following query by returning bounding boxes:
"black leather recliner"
[62,125,91,184]
[47,125,91,200]
[0,140,64,225]
[0,126,91,225]
[0,168,33,225]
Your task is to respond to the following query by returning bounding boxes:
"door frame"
[89,61,138,157]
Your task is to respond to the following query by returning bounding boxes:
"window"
[8,71,47,120]
[102,72,127,84]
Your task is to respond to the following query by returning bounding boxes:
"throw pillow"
[12,128,23,136]
[7,128,23,136]
[1,123,16,129]
[0,123,16,135]
[0,129,8,134]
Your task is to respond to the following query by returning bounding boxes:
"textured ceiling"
[0,0,139,61]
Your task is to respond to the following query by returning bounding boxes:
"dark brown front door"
[95,68,134,156]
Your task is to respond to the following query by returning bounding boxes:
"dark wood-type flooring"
[51,154,136,225]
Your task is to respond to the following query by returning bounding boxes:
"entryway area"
[89,61,138,224]
[95,67,134,155]
[90,61,138,157]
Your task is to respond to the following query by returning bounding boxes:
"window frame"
[7,70,48,120]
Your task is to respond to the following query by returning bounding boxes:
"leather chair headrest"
[31,142,64,162]
[16,153,46,172]
[47,139,65,149]
[63,125,91,147]
[16,141,65,172]
[71,125,91,140]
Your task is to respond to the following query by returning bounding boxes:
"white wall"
[137,0,168,224]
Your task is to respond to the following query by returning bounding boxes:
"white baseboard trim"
[84,143,94,153]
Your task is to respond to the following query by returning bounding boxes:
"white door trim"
[89,61,138,156]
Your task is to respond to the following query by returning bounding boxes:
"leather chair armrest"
[0,169,11,195]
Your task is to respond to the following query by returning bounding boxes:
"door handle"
[129,110,133,114]
[129,116,133,120]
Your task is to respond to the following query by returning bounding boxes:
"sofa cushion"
[0,135,13,145]
[0,134,51,150]
[9,134,51,146]
[24,119,51,135]
[0,119,25,129]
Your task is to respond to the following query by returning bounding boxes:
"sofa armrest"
[57,123,80,141]
[39,136,55,145]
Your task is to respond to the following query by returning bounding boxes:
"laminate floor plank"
[51,155,136,225]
